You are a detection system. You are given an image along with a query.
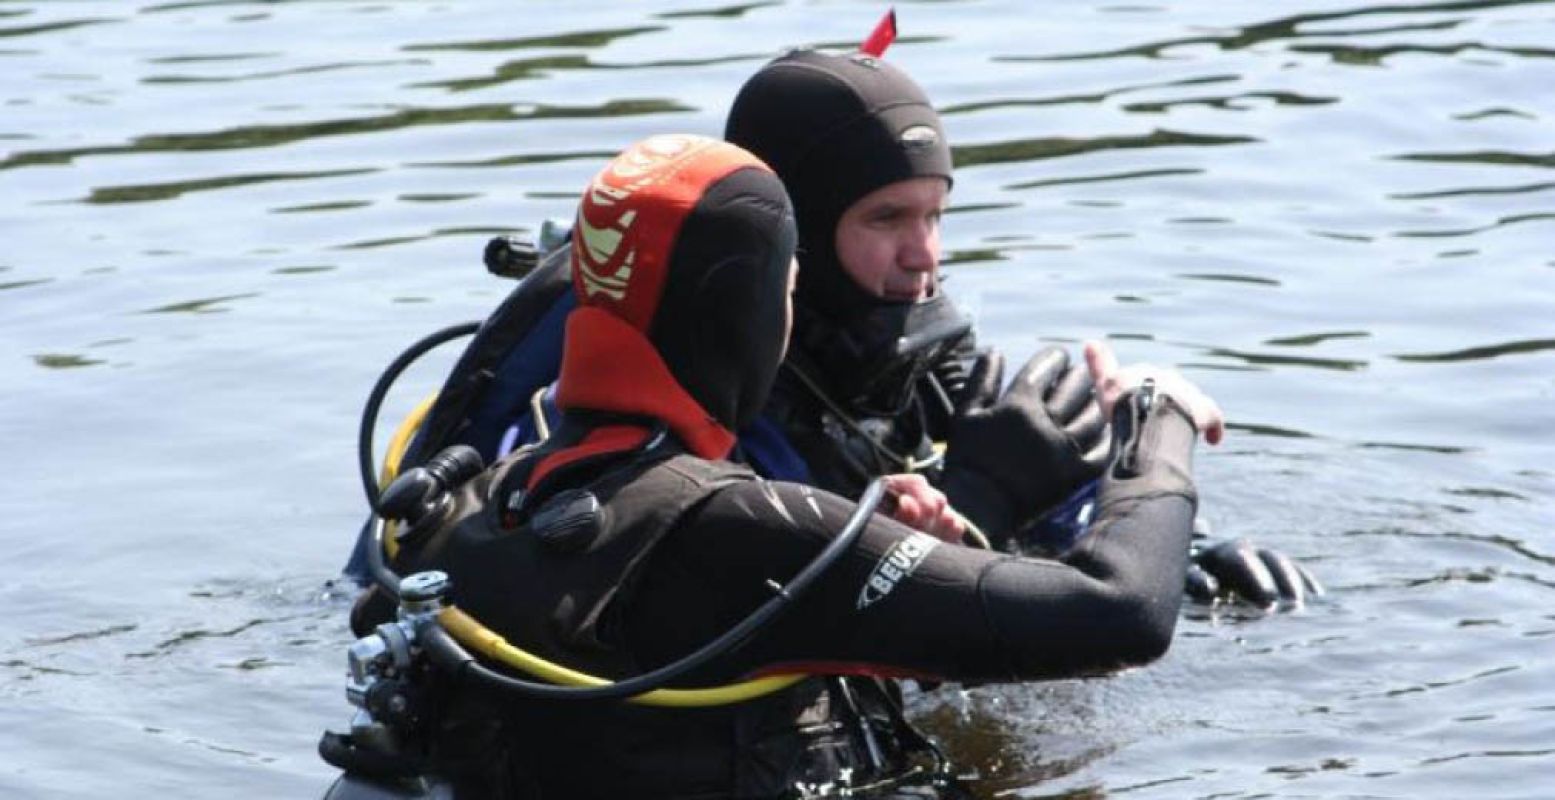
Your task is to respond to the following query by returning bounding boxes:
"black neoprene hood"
[650,167,798,432]
[725,49,953,321]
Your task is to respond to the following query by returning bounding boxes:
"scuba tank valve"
[483,235,539,280]
[376,446,484,548]
[482,219,573,280]
[356,463,892,706]
[320,573,457,796]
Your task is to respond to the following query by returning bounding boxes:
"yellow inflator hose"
[438,606,804,706]
[378,393,436,561]
[377,397,804,706]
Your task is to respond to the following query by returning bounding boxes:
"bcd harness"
[328,233,955,797]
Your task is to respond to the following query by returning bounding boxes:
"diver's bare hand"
[1083,340,1225,445]
[881,474,966,544]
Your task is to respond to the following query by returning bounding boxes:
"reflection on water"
[1005,167,1203,192]
[1205,347,1368,371]
[0,99,692,170]
[142,59,424,86]
[140,293,259,314]
[31,353,106,369]
[405,148,617,169]
[84,168,377,205]
[403,25,668,53]
[1396,149,1555,168]
[1177,272,1280,286]
[940,75,1241,115]
[2,0,1553,798]
[952,129,1255,169]
[1264,331,1370,347]
[1291,40,1555,64]
[416,51,764,93]
[1121,89,1337,114]
[1393,338,1555,362]
[0,18,113,39]
[999,0,1547,62]
[1393,180,1555,199]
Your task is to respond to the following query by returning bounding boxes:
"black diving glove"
[941,346,1111,543]
[1186,536,1324,608]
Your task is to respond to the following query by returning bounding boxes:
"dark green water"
[2,1,1551,797]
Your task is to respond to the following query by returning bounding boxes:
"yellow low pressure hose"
[380,393,437,489]
[379,393,436,560]
[438,607,805,706]
[377,397,806,706]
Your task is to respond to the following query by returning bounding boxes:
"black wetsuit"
[761,335,973,506]
[631,429,1194,683]
[396,387,1196,799]
[336,132,1203,799]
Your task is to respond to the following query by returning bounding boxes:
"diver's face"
[834,176,948,302]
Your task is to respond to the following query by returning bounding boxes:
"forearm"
[629,432,1196,684]
[976,390,1200,674]
[976,492,1193,678]
[823,389,1200,681]
[755,490,1194,683]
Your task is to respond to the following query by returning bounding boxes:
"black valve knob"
[423,445,484,492]
[377,467,449,547]
[484,235,540,280]
[376,446,486,547]
[377,467,438,524]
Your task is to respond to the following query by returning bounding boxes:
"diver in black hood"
[725,41,1318,607]
[338,23,1315,618]
[332,133,1222,799]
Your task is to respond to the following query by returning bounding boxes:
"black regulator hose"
[365,517,404,606]
[381,479,889,702]
[357,322,481,509]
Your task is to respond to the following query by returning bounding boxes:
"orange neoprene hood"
[541,135,796,481]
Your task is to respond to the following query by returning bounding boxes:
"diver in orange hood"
[332,133,1215,799]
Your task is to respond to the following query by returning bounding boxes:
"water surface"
[2,1,1552,797]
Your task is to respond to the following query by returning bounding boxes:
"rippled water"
[3,1,1552,797]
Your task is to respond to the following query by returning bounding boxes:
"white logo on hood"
[898,124,940,150]
[574,134,704,301]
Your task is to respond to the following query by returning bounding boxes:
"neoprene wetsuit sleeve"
[624,390,1199,684]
